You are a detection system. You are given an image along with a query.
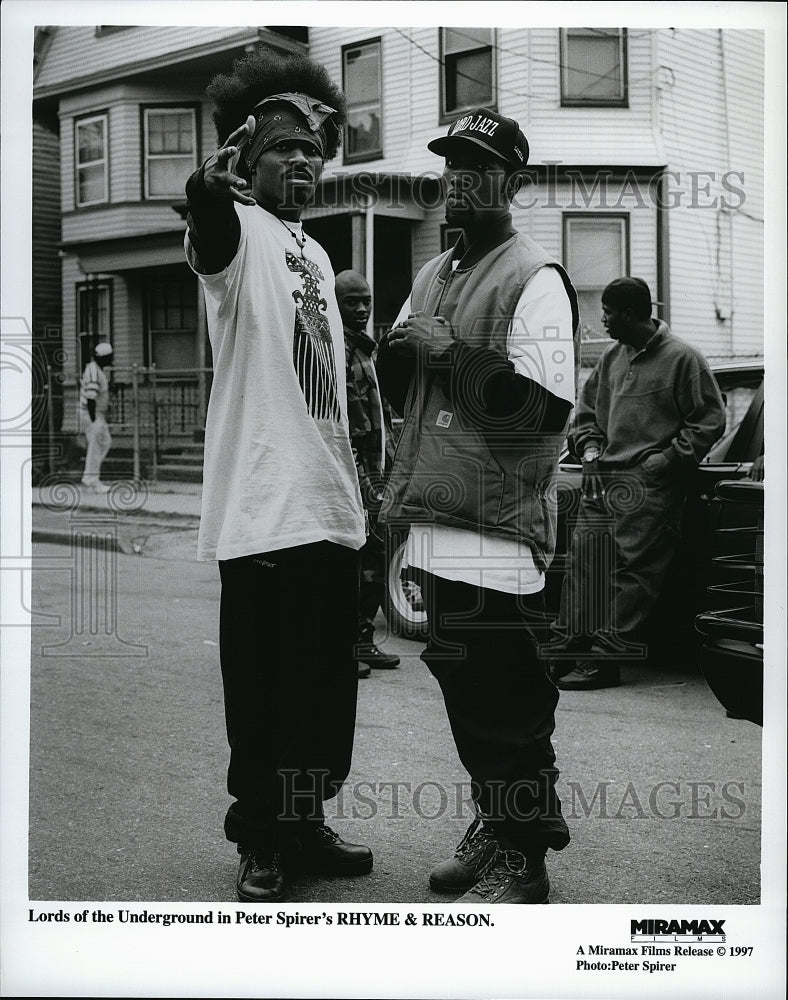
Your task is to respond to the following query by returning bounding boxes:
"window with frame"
[148,279,198,369]
[560,28,627,106]
[144,107,197,199]
[75,114,109,207]
[342,40,383,162]
[563,214,629,356]
[77,281,112,369]
[440,27,496,120]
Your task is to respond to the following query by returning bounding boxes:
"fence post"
[150,363,158,482]
[131,364,141,481]
[46,363,56,475]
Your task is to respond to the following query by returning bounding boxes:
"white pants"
[81,413,111,486]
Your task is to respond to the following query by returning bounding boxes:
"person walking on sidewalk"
[376,108,577,904]
[548,277,726,690]
[79,341,113,494]
[184,50,372,903]
[335,269,400,677]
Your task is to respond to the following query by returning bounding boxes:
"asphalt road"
[27,537,762,906]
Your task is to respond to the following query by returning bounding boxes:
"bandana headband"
[246,92,337,169]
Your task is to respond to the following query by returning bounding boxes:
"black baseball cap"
[601,277,654,316]
[427,107,529,171]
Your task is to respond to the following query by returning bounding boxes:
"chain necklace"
[278,217,307,255]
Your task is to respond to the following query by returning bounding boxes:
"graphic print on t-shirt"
[286,251,341,421]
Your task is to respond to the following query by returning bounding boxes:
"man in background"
[79,341,113,494]
[549,277,726,690]
[335,269,400,678]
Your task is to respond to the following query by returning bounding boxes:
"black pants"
[218,542,361,849]
[554,468,686,655]
[416,570,570,852]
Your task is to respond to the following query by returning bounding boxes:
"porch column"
[350,201,375,330]
[350,212,366,274]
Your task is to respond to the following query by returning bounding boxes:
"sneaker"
[457,847,549,905]
[297,824,373,876]
[236,847,286,903]
[355,641,400,669]
[429,817,498,892]
[358,663,372,679]
[81,480,110,494]
[555,659,620,690]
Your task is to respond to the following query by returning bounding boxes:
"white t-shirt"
[401,265,575,594]
[186,204,366,562]
[79,361,109,415]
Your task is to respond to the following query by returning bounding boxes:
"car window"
[704,369,764,464]
[717,383,759,440]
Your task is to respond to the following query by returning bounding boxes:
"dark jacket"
[345,327,395,511]
[377,225,579,572]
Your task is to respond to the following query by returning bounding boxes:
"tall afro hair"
[206,49,347,161]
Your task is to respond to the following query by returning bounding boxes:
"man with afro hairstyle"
[184,49,372,903]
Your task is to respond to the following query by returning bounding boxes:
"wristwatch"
[583,448,601,463]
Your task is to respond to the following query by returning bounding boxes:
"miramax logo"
[631,918,726,942]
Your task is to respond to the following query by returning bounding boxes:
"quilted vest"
[382,233,579,572]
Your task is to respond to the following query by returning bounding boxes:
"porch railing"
[43,364,213,481]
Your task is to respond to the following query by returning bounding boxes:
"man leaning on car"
[547,277,726,690]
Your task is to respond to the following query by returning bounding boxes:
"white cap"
[94,342,113,357]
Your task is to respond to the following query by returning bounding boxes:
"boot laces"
[314,824,341,845]
[471,848,529,894]
[455,818,496,862]
[247,848,282,873]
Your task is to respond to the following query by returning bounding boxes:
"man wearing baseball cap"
[377,108,578,903]
[548,276,725,689]
[184,49,371,903]
[79,341,114,493]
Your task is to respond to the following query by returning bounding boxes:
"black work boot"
[354,623,400,669]
[555,659,620,690]
[457,846,549,905]
[236,846,286,903]
[429,816,498,892]
[296,824,374,876]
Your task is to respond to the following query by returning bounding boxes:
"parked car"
[383,359,765,652]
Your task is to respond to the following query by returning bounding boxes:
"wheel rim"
[388,540,427,629]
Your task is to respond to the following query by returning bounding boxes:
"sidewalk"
[31,480,202,556]
[33,479,202,518]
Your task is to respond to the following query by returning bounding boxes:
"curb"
[32,528,131,554]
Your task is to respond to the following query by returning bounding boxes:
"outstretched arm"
[186,117,257,274]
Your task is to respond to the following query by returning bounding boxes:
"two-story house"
[308,26,763,362]
[33,25,308,463]
[33,24,764,468]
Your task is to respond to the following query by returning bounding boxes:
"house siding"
[34,26,299,93]
[655,28,764,360]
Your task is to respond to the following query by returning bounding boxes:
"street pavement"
[25,486,763,906]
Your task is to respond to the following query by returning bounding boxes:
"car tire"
[383,537,429,641]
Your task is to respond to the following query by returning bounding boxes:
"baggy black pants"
[415,570,570,852]
[218,542,360,849]
[554,467,687,656]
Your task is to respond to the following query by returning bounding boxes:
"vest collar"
[450,214,517,272]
